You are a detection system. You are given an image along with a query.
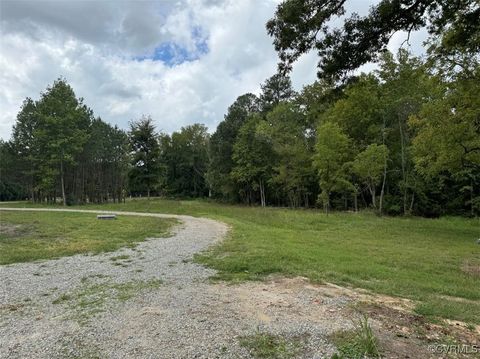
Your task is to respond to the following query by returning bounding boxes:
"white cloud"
[0,0,427,140]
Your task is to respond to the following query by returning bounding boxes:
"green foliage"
[207,93,258,200]
[324,74,383,147]
[4,38,478,218]
[128,116,162,197]
[330,315,380,359]
[232,115,275,206]
[259,73,295,112]
[261,103,316,207]
[160,123,210,197]
[239,330,303,359]
[410,69,480,215]
[353,144,389,209]
[313,122,352,211]
[8,78,129,205]
[266,0,479,80]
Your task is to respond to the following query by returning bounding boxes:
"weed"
[330,315,380,359]
[239,329,304,359]
[52,293,72,304]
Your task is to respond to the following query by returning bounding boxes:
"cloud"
[0,0,426,140]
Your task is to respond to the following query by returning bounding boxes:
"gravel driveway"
[0,208,354,359]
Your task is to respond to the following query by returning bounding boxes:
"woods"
[1,79,128,204]
[1,0,478,217]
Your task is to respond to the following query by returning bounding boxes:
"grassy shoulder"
[0,210,176,264]
[1,199,479,325]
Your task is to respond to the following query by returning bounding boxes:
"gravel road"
[0,208,353,359]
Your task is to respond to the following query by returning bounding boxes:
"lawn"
[0,210,176,265]
[1,199,479,324]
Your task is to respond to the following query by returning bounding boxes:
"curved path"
[0,208,354,359]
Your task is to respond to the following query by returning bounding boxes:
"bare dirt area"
[0,208,478,358]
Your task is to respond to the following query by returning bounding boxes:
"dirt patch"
[462,259,480,278]
[228,277,480,358]
[0,223,31,238]
[349,300,480,358]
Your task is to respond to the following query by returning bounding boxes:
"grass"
[0,210,176,264]
[330,315,380,359]
[239,330,304,359]
[1,198,479,324]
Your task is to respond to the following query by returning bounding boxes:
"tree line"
[1,80,128,205]
[207,49,479,216]
[1,0,478,216]
[1,47,478,216]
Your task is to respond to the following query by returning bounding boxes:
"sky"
[0,0,428,140]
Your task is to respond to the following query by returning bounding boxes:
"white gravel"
[0,208,351,358]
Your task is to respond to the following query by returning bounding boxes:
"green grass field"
[0,210,176,265]
[1,198,479,324]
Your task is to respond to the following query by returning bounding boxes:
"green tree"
[259,73,295,112]
[266,0,479,80]
[0,140,28,201]
[313,122,352,213]
[169,124,210,197]
[260,102,316,207]
[207,93,258,200]
[324,74,384,147]
[128,116,161,198]
[11,98,39,201]
[84,119,129,203]
[353,144,389,212]
[34,78,91,205]
[377,50,432,214]
[232,115,275,206]
[410,70,480,215]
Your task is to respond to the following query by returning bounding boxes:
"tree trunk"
[379,158,387,216]
[471,179,474,217]
[324,191,330,214]
[399,115,408,214]
[259,179,266,207]
[368,184,376,209]
[60,160,66,206]
[354,191,358,212]
[379,117,388,216]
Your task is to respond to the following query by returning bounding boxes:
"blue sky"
[136,26,209,66]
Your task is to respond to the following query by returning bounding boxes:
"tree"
[34,78,91,205]
[259,102,316,207]
[410,69,480,215]
[259,73,296,112]
[313,122,352,213]
[232,115,275,206]
[323,74,384,147]
[84,119,129,203]
[353,144,389,212]
[377,50,432,214]
[266,0,480,80]
[0,140,28,201]
[9,79,128,205]
[128,116,161,198]
[11,98,39,201]
[207,93,258,200]
[161,124,210,197]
